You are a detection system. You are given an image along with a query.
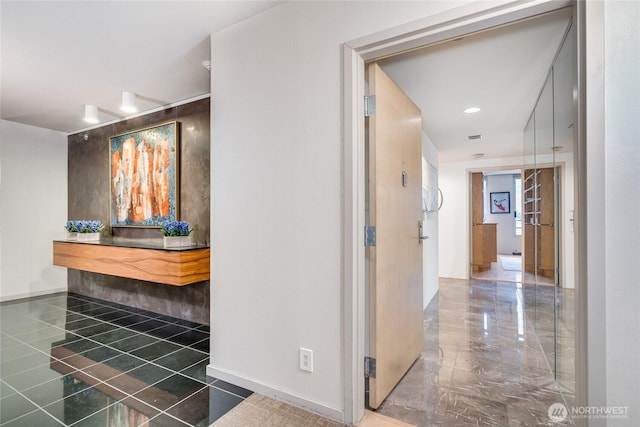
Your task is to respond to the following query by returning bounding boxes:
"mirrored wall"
[523,16,576,408]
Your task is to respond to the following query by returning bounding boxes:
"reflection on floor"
[376,278,575,426]
[0,293,250,426]
[524,283,575,408]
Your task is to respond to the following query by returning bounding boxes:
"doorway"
[471,169,524,284]
[343,2,580,425]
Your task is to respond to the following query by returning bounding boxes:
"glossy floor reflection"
[376,278,575,426]
[0,293,250,426]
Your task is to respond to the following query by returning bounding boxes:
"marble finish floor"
[376,278,575,426]
[472,255,523,283]
[0,293,251,426]
[472,255,556,286]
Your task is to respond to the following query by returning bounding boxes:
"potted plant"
[160,220,193,248]
[66,220,104,242]
[64,220,79,240]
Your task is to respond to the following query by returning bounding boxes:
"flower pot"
[163,235,192,248]
[66,232,78,241]
[77,232,100,242]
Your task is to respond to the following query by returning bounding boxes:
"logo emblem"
[548,403,568,423]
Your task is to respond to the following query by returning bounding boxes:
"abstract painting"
[490,191,511,214]
[110,122,179,227]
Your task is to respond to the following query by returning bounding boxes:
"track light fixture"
[121,91,137,113]
[84,104,99,124]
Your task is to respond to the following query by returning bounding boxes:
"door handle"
[418,221,428,244]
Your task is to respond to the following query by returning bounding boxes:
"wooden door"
[471,172,484,224]
[367,63,423,409]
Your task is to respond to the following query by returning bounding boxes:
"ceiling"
[378,7,572,163]
[0,1,282,133]
[1,2,571,163]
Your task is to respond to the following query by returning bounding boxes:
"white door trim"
[342,1,577,424]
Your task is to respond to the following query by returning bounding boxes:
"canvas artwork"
[490,191,511,214]
[110,122,179,227]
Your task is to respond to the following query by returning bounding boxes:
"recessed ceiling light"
[464,107,481,114]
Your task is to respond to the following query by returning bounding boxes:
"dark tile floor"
[377,278,575,426]
[0,293,250,426]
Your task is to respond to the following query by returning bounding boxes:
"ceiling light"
[121,91,137,113]
[83,104,99,124]
[464,107,481,114]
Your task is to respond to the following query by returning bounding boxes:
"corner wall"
[0,120,68,301]
[66,98,211,323]
[603,1,640,422]
[207,1,466,420]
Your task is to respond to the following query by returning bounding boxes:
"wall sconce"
[84,104,99,124]
[121,91,137,113]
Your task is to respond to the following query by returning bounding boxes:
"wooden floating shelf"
[53,241,210,286]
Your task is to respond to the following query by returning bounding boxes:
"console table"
[53,238,210,286]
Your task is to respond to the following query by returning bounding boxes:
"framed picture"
[490,191,510,214]
[109,121,179,227]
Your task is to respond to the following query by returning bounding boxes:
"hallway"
[376,278,574,426]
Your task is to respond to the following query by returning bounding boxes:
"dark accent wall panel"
[67,98,210,324]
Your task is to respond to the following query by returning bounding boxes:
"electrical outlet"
[299,347,313,372]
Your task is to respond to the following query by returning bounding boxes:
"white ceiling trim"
[349,0,572,61]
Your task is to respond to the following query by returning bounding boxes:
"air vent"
[468,134,482,140]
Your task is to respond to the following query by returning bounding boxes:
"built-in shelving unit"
[53,238,210,286]
[523,168,554,278]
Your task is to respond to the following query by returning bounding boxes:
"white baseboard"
[0,287,67,302]
[206,364,344,423]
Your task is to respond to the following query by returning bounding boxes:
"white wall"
[485,174,521,255]
[603,1,640,423]
[422,131,439,309]
[206,1,467,421]
[438,152,575,289]
[0,120,67,301]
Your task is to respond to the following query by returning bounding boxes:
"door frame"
[342,1,583,424]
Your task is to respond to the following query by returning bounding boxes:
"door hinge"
[365,356,377,378]
[364,95,376,117]
[365,226,376,247]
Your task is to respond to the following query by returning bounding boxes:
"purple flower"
[65,220,104,233]
[160,220,192,236]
